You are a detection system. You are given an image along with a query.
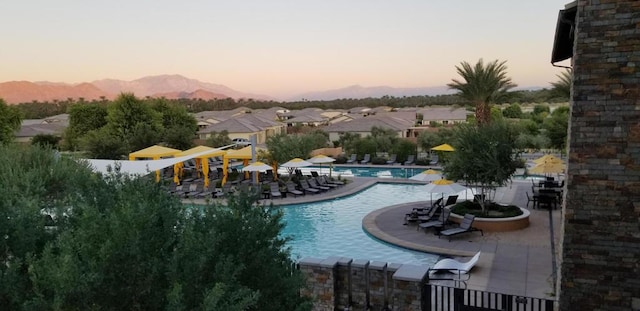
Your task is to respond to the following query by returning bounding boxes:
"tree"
[443,121,520,213]
[502,103,523,119]
[0,99,22,144]
[266,133,327,169]
[106,93,163,146]
[1,145,310,310]
[63,103,108,151]
[543,106,570,150]
[31,134,61,149]
[151,98,198,149]
[447,59,517,125]
[549,69,572,101]
[81,128,129,159]
[205,130,233,148]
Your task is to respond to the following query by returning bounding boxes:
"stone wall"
[299,257,429,311]
[560,0,640,310]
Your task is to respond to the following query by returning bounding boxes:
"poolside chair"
[526,191,538,209]
[429,155,439,166]
[430,251,481,274]
[299,179,320,194]
[443,195,459,207]
[269,182,282,199]
[360,154,371,164]
[439,214,484,241]
[308,178,330,192]
[184,183,202,198]
[286,182,304,197]
[310,171,320,178]
[404,155,415,165]
[418,204,441,222]
[418,208,451,232]
[386,154,397,165]
[322,175,344,186]
[346,154,357,164]
[316,176,338,188]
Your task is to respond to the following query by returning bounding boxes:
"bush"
[334,154,348,164]
[451,200,523,218]
[371,156,387,165]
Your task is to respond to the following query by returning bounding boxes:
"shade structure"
[241,161,273,172]
[529,161,565,174]
[532,154,564,165]
[173,146,226,187]
[424,179,469,205]
[409,169,442,182]
[128,145,182,182]
[221,146,268,185]
[307,154,336,176]
[281,158,313,168]
[431,143,455,152]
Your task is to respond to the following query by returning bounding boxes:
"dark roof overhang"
[551,1,578,64]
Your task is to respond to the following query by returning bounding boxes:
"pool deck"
[187,175,560,300]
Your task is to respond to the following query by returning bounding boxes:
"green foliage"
[394,140,418,163]
[417,128,454,151]
[447,59,517,125]
[14,100,71,119]
[543,106,570,150]
[63,103,108,151]
[532,104,550,116]
[107,93,163,139]
[30,134,61,149]
[337,132,361,153]
[0,145,310,310]
[81,127,129,159]
[205,130,233,148]
[502,103,523,118]
[444,121,520,211]
[0,99,23,144]
[451,200,523,218]
[490,106,504,122]
[266,133,326,165]
[151,98,197,149]
[549,69,572,101]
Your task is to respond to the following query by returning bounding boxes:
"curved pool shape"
[278,166,431,179]
[281,183,439,265]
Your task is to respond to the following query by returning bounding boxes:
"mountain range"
[0,74,457,104]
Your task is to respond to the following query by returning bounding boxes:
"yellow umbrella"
[532,155,564,165]
[431,144,455,152]
[409,169,442,182]
[529,161,565,174]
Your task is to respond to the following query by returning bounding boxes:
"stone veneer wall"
[299,257,428,311]
[559,0,640,310]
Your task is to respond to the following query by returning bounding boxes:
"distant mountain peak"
[288,85,454,101]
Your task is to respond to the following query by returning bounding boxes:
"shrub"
[451,200,523,218]
[371,156,387,165]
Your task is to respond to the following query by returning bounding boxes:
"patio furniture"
[429,251,481,274]
[308,178,330,191]
[404,155,415,165]
[360,154,371,164]
[269,182,282,199]
[346,154,357,164]
[418,208,451,233]
[386,154,397,165]
[286,182,304,197]
[316,176,338,188]
[526,191,539,209]
[439,214,484,241]
[299,180,320,195]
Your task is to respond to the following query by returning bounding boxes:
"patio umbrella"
[424,179,469,205]
[281,158,313,177]
[241,161,273,183]
[409,169,442,182]
[306,154,336,177]
[431,143,455,152]
[532,155,564,165]
[529,161,565,175]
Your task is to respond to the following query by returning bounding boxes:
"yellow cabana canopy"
[532,154,564,165]
[173,146,227,187]
[529,162,565,174]
[222,146,268,185]
[431,143,455,152]
[129,145,182,181]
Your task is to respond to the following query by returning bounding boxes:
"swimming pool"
[280,183,440,265]
[277,165,431,179]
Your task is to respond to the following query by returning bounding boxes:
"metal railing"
[424,284,556,311]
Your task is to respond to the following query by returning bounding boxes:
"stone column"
[391,264,430,311]
[335,257,353,310]
[368,261,387,309]
[350,259,370,311]
[298,257,339,311]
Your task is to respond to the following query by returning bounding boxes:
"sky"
[0,0,571,99]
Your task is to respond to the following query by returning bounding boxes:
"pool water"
[281,183,439,265]
[278,166,432,179]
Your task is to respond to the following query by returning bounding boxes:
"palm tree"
[550,69,572,100]
[447,59,517,125]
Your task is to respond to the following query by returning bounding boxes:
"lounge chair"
[316,176,338,188]
[322,175,344,186]
[429,155,439,166]
[308,178,330,191]
[386,154,397,165]
[286,182,304,197]
[404,155,415,165]
[184,183,202,198]
[346,154,357,164]
[310,171,320,178]
[418,208,451,232]
[360,154,371,164]
[438,214,484,241]
[429,251,481,275]
[443,195,458,207]
[299,180,320,195]
[269,182,282,199]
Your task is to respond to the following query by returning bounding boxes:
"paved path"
[187,176,561,299]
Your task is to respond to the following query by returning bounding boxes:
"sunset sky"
[0,0,570,99]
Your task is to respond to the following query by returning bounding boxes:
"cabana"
[173,146,226,187]
[221,146,272,185]
[128,145,182,181]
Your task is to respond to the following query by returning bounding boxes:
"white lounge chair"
[430,251,481,274]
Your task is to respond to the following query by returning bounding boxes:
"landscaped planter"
[446,206,530,232]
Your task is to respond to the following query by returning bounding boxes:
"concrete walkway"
[187,176,561,300]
